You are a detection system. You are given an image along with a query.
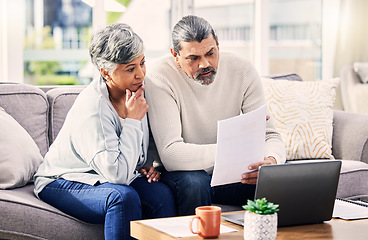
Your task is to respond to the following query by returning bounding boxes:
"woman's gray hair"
[172,15,218,54]
[89,23,144,74]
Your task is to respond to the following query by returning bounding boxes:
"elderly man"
[145,15,286,216]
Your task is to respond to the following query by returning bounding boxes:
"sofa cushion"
[353,62,368,84]
[0,83,49,156]
[46,86,86,144]
[0,184,104,239]
[337,160,368,201]
[0,108,43,189]
[262,78,340,160]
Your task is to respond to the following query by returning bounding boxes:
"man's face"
[171,35,219,85]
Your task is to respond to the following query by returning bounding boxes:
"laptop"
[222,160,342,227]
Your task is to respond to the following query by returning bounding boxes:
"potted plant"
[242,198,279,240]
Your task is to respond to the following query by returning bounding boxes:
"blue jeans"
[39,177,176,240]
[159,168,256,216]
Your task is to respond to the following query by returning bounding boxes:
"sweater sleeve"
[71,103,144,185]
[146,75,216,172]
[241,64,286,164]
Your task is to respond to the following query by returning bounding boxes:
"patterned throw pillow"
[262,77,340,160]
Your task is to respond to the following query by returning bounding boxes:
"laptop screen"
[222,160,341,227]
[255,160,341,227]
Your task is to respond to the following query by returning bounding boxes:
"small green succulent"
[242,198,279,215]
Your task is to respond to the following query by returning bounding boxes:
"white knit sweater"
[146,52,286,174]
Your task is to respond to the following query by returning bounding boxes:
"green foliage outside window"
[107,0,131,24]
[27,61,78,85]
[37,75,78,85]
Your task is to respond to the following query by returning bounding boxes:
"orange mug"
[189,206,221,238]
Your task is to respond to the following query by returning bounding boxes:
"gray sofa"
[1,81,368,239]
[0,83,104,240]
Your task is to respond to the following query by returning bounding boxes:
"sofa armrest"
[340,66,368,114]
[332,110,368,164]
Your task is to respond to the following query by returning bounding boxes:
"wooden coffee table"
[131,211,368,239]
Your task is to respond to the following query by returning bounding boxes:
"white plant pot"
[243,211,277,240]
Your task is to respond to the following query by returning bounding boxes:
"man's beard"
[193,67,217,85]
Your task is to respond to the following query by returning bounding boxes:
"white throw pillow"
[262,78,340,160]
[0,107,43,189]
[353,62,368,84]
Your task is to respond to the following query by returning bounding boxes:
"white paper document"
[333,198,368,220]
[211,105,266,187]
[139,216,238,238]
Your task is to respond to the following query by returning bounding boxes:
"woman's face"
[105,54,146,93]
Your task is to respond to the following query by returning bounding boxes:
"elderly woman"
[33,23,176,239]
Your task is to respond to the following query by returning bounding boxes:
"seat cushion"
[0,184,104,239]
[337,160,368,201]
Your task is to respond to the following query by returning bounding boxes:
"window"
[0,0,324,84]
[194,0,255,60]
[193,0,322,81]
[268,0,322,81]
[23,0,92,85]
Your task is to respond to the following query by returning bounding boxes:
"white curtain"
[334,0,368,75]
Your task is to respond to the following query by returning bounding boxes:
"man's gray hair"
[89,23,144,74]
[172,15,218,54]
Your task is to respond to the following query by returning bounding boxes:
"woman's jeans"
[38,177,176,240]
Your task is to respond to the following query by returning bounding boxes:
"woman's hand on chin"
[125,84,148,120]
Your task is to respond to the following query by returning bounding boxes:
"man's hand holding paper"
[211,105,270,187]
[241,156,276,184]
